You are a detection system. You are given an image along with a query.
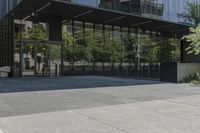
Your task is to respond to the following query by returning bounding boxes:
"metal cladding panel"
[160,62,178,83]
[0,0,22,19]
[48,20,62,41]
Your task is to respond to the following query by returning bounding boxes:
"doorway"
[14,40,62,77]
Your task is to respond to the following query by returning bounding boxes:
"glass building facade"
[59,20,181,79]
[0,0,22,19]
[69,0,200,25]
[1,0,200,78]
[0,0,22,68]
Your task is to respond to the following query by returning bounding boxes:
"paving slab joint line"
[71,109,130,133]
[0,100,24,117]
[166,101,200,110]
[163,96,200,109]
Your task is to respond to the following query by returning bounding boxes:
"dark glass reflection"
[74,0,200,25]
[60,21,181,79]
[2,0,200,25]
[140,0,164,19]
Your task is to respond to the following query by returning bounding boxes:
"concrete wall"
[177,63,200,82]
[0,66,11,78]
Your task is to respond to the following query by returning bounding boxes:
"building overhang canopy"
[14,0,190,34]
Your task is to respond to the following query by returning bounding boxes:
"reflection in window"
[141,0,164,19]
[99,0,113,10]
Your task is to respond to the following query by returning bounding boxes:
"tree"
[17,24,48,55]
[183,24,200,55]
[14,24,48,58]
[179,1,200,51]
[26,24,47,40]
[177,2,200,25]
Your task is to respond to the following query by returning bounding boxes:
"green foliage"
[177,2,200,25]
[49,45,61,61]
[182,72,200,85]
[139,34,180,63]
[181,1,200,57]
[17,24,48,53]
[26,24,47,40]
[64,44,85,63]
[183,24,200,55]
[63,30,88,63]
[15,23,181,67]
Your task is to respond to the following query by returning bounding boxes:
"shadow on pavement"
[0,76,164,93]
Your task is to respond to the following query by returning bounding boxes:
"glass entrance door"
[35,43,49,77]
[14,40,62,77]
[21,43,35,76]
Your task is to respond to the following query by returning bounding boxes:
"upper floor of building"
[1,0,200,26]
[0,0,22,18]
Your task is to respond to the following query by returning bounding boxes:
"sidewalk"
[0,76,199,132]
[0,94,200,133]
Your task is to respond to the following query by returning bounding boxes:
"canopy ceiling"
[14,0,190,34]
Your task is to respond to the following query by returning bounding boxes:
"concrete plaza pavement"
[0,76,200,133]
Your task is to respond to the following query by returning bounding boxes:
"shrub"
[182,72,200,85]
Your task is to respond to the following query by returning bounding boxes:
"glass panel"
[112,26,121,76]
[67,0,200,24]
[138,30,150,78]
[131,0,142,15]
[141,0,164,19]
[63,22,75,75]
[84,23,94,74]
[119,0,131,13]
[99,0,113,10]
[73,21,85,74]
[3,0,200,24]
[149,33,160,79]
[94,24,104,75]
[0,0,22,19]
[57,21,181,79]
[21,43,35,76]
[103,25,112,76]
[127,28,137,77]
[49,43,61,76]
[77,0,97,7]
[121,27,129,77]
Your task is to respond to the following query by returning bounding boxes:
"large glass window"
[141,0,164,19]
[65,0,200,25]
[1,0,194,78]
[0,0,22,19]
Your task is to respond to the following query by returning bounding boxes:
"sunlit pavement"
[0,76,200,133]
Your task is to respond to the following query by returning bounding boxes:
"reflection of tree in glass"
[177,2,200,25]
[17,24,48,54]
